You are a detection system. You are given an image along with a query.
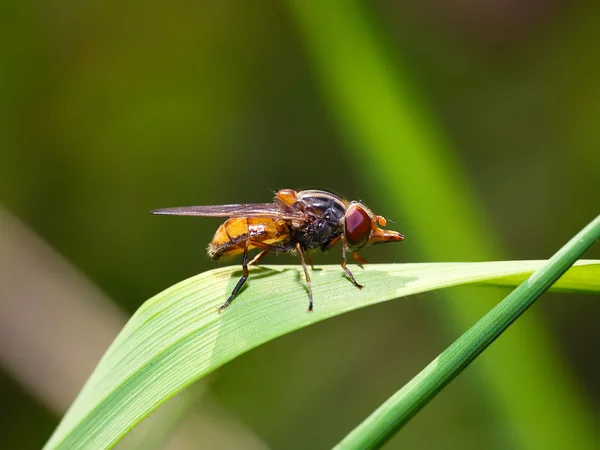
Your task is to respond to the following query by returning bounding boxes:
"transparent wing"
[150,203,304,220]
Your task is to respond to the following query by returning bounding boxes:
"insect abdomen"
[208,217,290,260]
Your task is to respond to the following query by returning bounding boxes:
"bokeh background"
[1,1,599,449]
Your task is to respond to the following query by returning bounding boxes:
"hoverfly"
[151,189,404,312]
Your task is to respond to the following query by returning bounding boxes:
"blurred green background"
[1,1,598,449]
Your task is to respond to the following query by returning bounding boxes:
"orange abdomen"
[208,217,290,259]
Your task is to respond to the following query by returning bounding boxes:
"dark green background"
[1,1,598,449]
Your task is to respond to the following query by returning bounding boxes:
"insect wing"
[151,203,303,220]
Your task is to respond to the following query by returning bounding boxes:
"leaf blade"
[45,260,600,449]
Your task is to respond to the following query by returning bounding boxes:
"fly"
[151,189,404,312]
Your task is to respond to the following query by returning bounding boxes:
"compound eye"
[344,205,371,248]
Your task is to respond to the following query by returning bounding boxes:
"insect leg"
[249,249,269,266]
[218,243,249,313]
[320,234,342,252]
[341,235,364,289]
[248,241,292,253]
[305,250,314,268]
[295,242,314,312]
[352,252,368,265]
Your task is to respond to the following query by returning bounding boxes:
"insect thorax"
[292,190,346,251]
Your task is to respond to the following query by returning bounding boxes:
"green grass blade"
[44,258,599,450]
[336,216,600,450]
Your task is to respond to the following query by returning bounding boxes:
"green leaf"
[45,259,600,450]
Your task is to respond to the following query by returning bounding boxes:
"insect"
[151,189,404,312]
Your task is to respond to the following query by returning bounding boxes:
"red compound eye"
[344,205,371,248]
